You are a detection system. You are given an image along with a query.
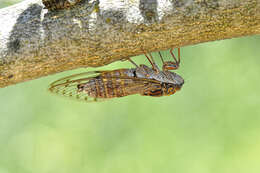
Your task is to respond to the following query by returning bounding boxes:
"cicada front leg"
[159,48,181,71]
[127,48,160,73]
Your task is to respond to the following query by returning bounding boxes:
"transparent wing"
[48,70,162,102]
[49,71,106,102]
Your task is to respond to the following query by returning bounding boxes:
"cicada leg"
[160,48,181,71]
[144,53,160,73]
[127,54,158,78]
[128,58,139,68]
[127,52,160,73]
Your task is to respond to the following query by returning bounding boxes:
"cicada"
[42,0,82,11]
[49,48,184,102]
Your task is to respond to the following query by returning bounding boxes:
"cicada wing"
[48,71,109,102]
[49,71,101,87]
[48,70,163,102]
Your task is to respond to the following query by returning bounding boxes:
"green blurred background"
[1,1,260,173]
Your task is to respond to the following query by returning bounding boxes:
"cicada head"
[162,82,184,96]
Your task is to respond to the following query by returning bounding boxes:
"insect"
[42,0,82,11]
[49,48,184,102]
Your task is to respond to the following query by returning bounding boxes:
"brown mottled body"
[77,69,169,98]
[78,69,137,98]
[42,0,82,11]
[49,67,183,101]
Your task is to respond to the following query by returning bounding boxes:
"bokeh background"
[1,1,260,173]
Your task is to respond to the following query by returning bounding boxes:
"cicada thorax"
[42,0,82,11]
[77,69,139,98]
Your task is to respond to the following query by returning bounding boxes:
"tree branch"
[0,0,259,88]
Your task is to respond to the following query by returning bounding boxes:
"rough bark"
[0,0,259,88]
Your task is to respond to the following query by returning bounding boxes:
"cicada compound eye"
[166,87,176,95]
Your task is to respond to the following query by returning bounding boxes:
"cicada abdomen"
[42,0,82,11]
[77,69,152,99]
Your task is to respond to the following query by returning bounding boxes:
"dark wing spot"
[133,70,137,77]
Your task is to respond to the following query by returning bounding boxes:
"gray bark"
[0,0,260,88]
